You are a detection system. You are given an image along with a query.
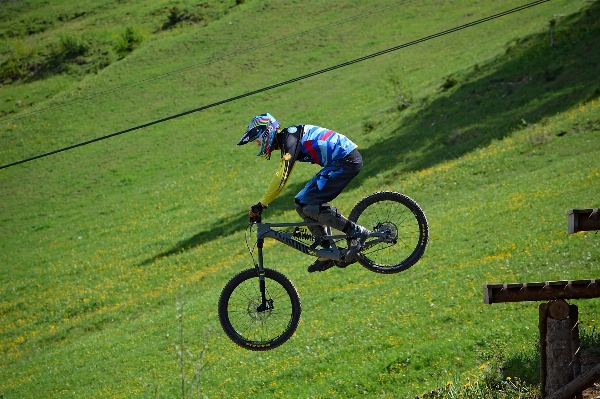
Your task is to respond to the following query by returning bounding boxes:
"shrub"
[0,42,37,83]
[441,76,458,91]
[114,26,146,58]
[59,34,89,58]
[0,57,24,82]
[363,119,378,133]
[169,6,184,25]
[162,6,205,30]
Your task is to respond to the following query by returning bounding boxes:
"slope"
[0,0,598,398]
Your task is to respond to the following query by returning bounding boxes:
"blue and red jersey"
[297,125,357,167]
[259,125,358,205]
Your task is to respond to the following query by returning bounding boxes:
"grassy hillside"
[1,0,599,397]
[0,0,243,117]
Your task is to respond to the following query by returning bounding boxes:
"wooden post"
[546,299,573,395]
[541,300,582,397]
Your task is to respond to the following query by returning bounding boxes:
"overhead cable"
[0,0,551,171]
[0,1,412,124]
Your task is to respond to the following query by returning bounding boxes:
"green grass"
[1,0,599,397]
[0,0,242,117]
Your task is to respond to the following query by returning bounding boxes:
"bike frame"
[253,221,344,312]
[254,221,388,269]
[256,222,344,262]
[252,221,387,311]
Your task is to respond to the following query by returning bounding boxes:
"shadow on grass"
[502,348,540,385]
[142,2,599,265]
[357,1,600,182]
[139,212,249,266]
[138,183,309,266]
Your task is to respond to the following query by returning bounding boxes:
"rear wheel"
[218,268,301,351]
[348,191,428,274]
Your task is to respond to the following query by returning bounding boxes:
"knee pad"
[296,203,326,239]
[295,203,309,220]
[302,204,350,232]
[301,204,321,221]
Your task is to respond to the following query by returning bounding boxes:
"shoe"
[346,225,371,261]
[307,258,335,273]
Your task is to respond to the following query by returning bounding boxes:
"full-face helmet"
[237,113,280,159]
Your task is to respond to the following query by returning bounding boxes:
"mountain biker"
[237,113,370,273]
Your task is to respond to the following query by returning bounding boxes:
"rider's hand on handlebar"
[249,202,266,224]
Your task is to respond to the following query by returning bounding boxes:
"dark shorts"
[295,149,362,205]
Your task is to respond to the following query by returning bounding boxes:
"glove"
[249,202,267,221]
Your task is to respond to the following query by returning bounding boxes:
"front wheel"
[349,191,428,274]
[218,268,301,351]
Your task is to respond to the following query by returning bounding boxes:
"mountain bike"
[218,191,428,351]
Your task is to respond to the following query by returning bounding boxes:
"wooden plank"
[526,282,546,287]
[568,209,600,234]
[506,283,525,289]
[572,280,594,286]
[548,280,570,286]
[483,280,600,304]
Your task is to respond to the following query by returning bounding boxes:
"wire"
[0,0,550,171]
[245,224,258,267]
[0,1,413,125]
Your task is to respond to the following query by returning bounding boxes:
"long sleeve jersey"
[260,125,357,206]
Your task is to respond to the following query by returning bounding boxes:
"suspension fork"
[255,238,272,312]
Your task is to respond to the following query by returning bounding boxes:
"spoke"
[266,285,286,301]
[385,201,396,223]
[229,312,250,328]
[393,207,410,227]
[362,243,394,255]
[231,283,254,303]
[263,317,284,340]
[268,310,293,322]
[238,317,260,336]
